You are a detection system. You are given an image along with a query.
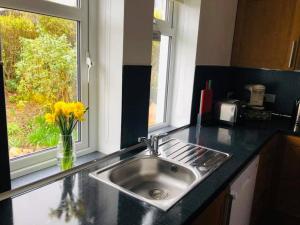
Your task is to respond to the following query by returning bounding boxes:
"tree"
[15,34,76,106]
[0,12,37,91]
[38,15,76,46]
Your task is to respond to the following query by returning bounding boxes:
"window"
[0,0,90,177]
[1,9,79,159]
[149,0,175,129]
[154,0,168,21]
[46,0,78,7]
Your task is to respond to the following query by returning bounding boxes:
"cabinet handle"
[289,41,296,68]
[294,38,300,71]
[222,194,234,225]
[288,40,300,69]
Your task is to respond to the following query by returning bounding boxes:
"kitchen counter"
[0,118,295,225]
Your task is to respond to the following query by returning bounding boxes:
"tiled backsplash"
[121,65,151,148]
[191,66,300,124]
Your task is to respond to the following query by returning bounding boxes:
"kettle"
[245,84,266,107]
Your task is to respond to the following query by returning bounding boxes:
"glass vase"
[56,134,76,171]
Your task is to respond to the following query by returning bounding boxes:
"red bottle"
[198,80,213,125]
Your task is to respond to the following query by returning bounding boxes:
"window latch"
[86,52,93,83]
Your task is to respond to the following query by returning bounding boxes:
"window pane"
[0,9,79,159]
[149,34,170,126]
[46,0,78,7]
[154,0,167,21]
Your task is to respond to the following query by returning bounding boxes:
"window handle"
[86,52,93,83]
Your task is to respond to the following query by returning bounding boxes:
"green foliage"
[7,122,20,136]
[7,122,23,147]
[5,79,18,92]
[28,116,60,147]
[8,95,18,103]
[7,115,65,150]
[0,12,38,84]
[16,34,76,106]
[38,15,76,46]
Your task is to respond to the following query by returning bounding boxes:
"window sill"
[11,151,104,189]
[148,124,190,137]
[148,125,177,136]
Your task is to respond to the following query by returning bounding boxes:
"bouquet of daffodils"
[45,101,87,135]
[45,101,88,170]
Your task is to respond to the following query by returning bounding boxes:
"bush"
[38,15,76,46]
[5,79,18,92]
[15,33,76,106]
[7,122,23,147]
[7,122,20,136]
[28,116,60,147]
[0,12,38,86]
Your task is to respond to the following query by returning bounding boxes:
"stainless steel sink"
[89,139,231,211]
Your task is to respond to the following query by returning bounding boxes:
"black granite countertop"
[0,118,296,225]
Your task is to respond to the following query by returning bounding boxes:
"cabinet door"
[274,135,300,218]
[250,135,281,225]
[231,0,297,70]
[229,156,259,225]
[191,187,229,225]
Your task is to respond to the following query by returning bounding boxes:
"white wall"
[96,0,154,154]
[123,0,154,65]
[196,0,238,66]
[97,0,124,154]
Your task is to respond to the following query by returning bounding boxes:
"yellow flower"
[45,113,55,124]
[74,102,85,111]
[54,101,65,116]
[62,102,75,117]
[73,102,86,121]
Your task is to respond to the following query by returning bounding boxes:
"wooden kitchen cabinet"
[191,187,230,225]
[273,135,300,218]
[192,134,300,225]
[250,134,281,225]
[251,134,300,225]
[231,0,300,70]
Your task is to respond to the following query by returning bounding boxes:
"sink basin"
[110,157,196,200]
[90,156,198,211]
[90,139,231,211]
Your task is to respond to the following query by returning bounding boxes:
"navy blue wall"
[191,66,300,124]
[0,64,11,193]
[121,65,151,148]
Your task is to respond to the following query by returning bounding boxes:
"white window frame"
[0,0,94,178]
[149,0,176,132]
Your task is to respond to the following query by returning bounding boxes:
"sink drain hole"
[149,188,168,200]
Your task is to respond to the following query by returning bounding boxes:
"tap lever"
[138,133,169,156]
[150,132,168,140]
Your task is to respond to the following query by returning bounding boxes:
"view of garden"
[1,0,165,158]
[0,9,78,158]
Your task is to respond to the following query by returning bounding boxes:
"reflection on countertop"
[12,152,104,189]
[0,117,296,225]
[48,176,85,223]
